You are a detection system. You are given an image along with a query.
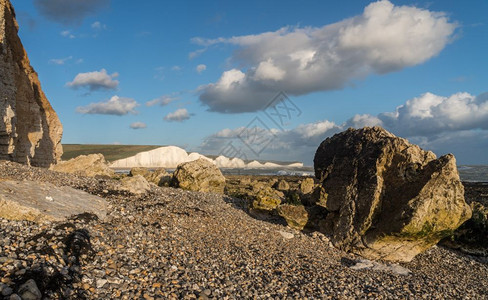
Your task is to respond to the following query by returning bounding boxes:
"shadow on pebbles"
[0,161,487,299]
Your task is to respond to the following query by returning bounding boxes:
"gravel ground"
[1,161,487,299]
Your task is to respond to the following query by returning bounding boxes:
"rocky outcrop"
[314,126,471,262]
[0,180,107,223]
[51,154,115,178]
[172,158,226,193]
[0,0,63,167]
[50,153,115,177]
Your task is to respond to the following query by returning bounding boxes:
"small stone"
[1,286,13,296]
[278,231,294,239]
[18,279,42,300]
[96,279,108,288]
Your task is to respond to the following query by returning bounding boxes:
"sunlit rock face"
[0,0,63,167]
[314,126,471,262]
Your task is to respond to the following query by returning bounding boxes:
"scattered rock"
[273,179,290,191]
[172,158,225,193]
[314,127,472,262]
[0,0,63,168]
[299,178,315,194]
[18,279,42,300]
[278,230,294,239]
[51,154,115,178]
[0,180,108,222]
[249,183,283,212]
[277,204,308,230]
[118,175,151,195]
[129,167,150,178]
[349,259,411,276]
[150,168,171,186]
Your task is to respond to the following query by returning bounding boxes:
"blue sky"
[10,0,488,165]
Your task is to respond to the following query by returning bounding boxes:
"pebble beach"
[0,161,487,299]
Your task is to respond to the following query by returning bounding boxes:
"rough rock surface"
[0,0,63,167]
[118,175,151,195]
[172,158,225,193]
[50,154,114,178]
[0,180,107,223]
[314,126,471,262]
[277,204,308,230]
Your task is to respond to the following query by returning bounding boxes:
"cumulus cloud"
[146,95,179,107]
[49,56,73,65]
[130,122,147,129]
[196,0,457,113]
[196,64,207,74]
[34,0,110,25]
[373,92,488,136]
[67,69,119,91]
[201,91,488,164]
[76,96,139,115]
[164,108,192,122]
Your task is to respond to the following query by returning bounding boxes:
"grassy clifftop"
[61,144,163,162]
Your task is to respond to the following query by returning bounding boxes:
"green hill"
[61,144,163,162]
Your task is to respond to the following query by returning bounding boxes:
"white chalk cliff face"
[0,0,63,167]
[110,146,304,169]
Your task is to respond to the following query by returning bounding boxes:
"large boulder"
[0,180,107,223]
[171,158,225,193]
[0,0,63,167]
[51,154,115,178]
[314,126,471,262]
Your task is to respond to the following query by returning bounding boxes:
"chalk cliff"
[0,0,63,167]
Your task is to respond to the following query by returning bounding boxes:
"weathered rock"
[0,180,107,223]
[0,0,63,167]
[50,154,115,178]
[299,178,315,194]
[277,204,308,230]
[273,179,290,191]
[17,279,41,300]
[172,158,225,193]
[118,175,151,195]
[129,167,150,178]
[314,126,471,262]
[150,168,171,186]
[442,201,488,256]
[249,182,283,212]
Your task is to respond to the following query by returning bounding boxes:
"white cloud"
[200,91,488,165]
[34,0,110,25]
[146,95,179,107]
[196,64,207,74]
[60,30,75,39]
[171,66,182,71]
[66,69,119,91]
[197,0,457,113]
[91,21,107,30]
[378,92,488,136]
[130,122,147,129]
[76,96,139,115]
[164,108,191,122]
[49,56,73,65]
[189,48,207,59]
